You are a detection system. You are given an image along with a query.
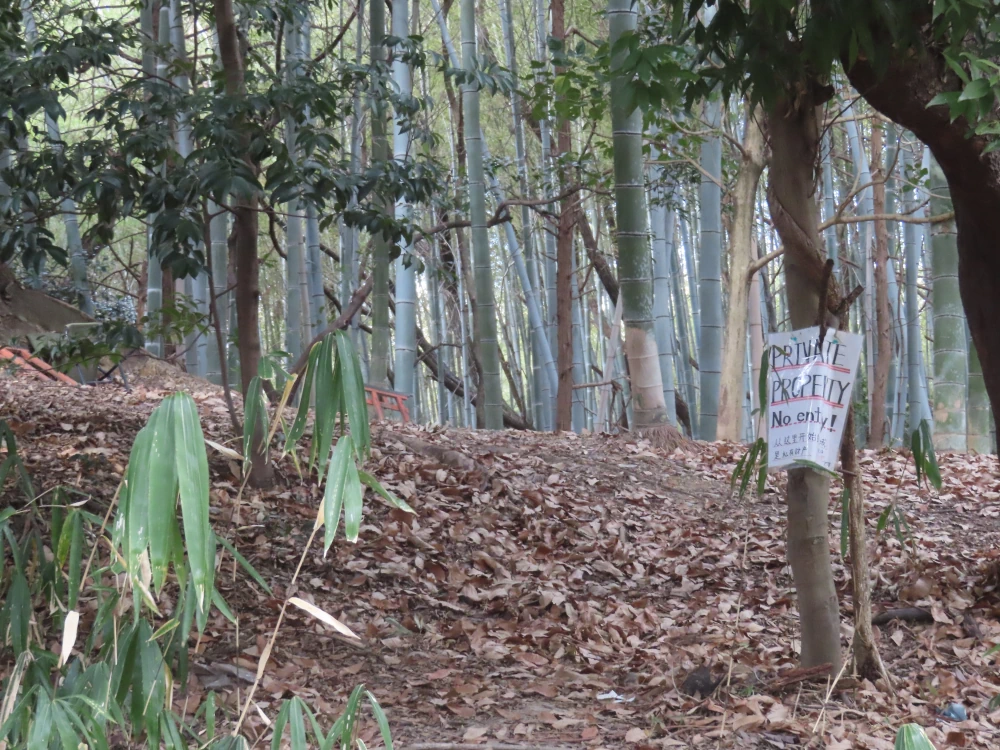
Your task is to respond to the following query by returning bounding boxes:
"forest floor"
[4,367,1000,749]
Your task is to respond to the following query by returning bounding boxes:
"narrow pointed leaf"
[322,437,352,552]
[171,394,215,621]
[366,691,394,750]
[285,342,323,451]
[336,331,370,457]
[343,457,363,543]
[358,470,414,513]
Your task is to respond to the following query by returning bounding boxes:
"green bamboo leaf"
[738,440,760,500]
[336,331,370,458]
[6,571,30,655]
[731,450,748,492]
[27,691,52,750]
[150,618,179,640]
[271,701,291,750]
[217,536,273,594]
[290,698,307,750]
[341,685,366,749]
[919,421,942,489]
[366,691,394,750]
[162,712,185,750]
[52,703,81,750]
[171,394,215,627]
[343,455,364,544]
[894,723,937,750]
[876,504,893,533]
[313,336,337,476]
[138,620,166,735]
[67,510,83,610]
[124,421,155,582]
[301,701,327,747]
[148,399,180,593]
[243,376,266,466]
[758,345,770,426]
[323,437,352,553]
[285,342,323,452]
[212,587,236,623]
[358,470,414,513]
[205,692,217,741]
[840,486,851,558]
[756,460,767,497]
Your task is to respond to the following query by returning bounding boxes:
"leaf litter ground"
[4,374,1000,749]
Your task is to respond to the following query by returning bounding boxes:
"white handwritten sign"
[766,327,863,473]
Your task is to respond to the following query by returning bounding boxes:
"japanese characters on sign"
[766,327,864,473]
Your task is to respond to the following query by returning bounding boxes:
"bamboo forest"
[6,0,1000,747]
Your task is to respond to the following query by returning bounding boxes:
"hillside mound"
[3,377,1000,748]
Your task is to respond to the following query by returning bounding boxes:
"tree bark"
[369,0,392,388]
[869,124,892,448]
[765,94,841,673]
[844,27,1000,439]
[461,0,503,429]
[717,107,766,442]
[551,0,575,432]
[214,0,273,487]
[607,0,670,433]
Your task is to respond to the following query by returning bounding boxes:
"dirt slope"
[3,376,1000,749]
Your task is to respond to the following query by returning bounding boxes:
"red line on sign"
[771,396,846,409]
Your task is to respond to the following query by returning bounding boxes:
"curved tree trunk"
[845,33,1000,438]
[717,107,766,442]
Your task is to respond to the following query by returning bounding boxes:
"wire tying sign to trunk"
[766,327,863,473]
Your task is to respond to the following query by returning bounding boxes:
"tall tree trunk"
[207,201,229,385]
[765,94,841,674]
[369,0,392,388]
[552,0,575,431]
[607,0,670,433]
[284,22,308,367]
[869,124,892,447]
[717,107,766,441]
[748,238,764,440]
[301,18,327,340]
[902,146,932,432]
[342,0,366,349]
[145,3,165,358]
[844,109,875,440]
[698,96,723,440]
[461,0,503,428]
[393,0,417,405]
[499,0,555,431]
[648,138,678,426]
[570,250,586,430]
[214,0,272,486]
[929,155,967,451]
[821,131,839,269]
